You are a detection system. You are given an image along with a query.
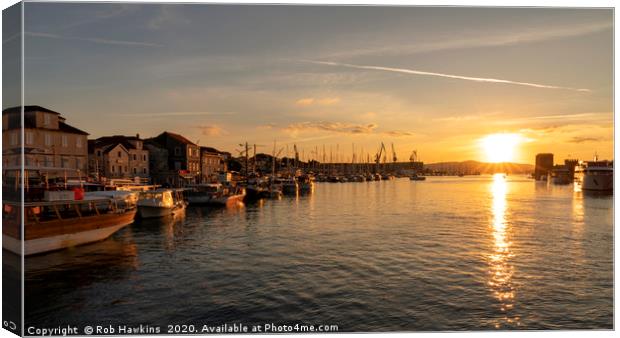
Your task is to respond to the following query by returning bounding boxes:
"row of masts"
[237,141,421,176]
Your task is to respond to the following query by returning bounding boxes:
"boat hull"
[581,174,613,191]
[3,209,136,256]
[212,194,245,207]
[138,205,175,218]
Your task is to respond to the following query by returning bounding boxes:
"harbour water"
[24,175,613,331]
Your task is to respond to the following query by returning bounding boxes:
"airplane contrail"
[303,60,591,93]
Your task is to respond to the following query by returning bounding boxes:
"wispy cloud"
[283,121,414,138]
[257,123,277,130]
[304,60,591,92]
[295,97,341,106]
[286,121,379,135]
[326,22,612,58]
[295,98,315,106]
[148,5,191,30]
[383,130,414,137]
[115,111,235,117]
[25,31,162,47]
[60,4,139,31]
[196,125,227,137]
[569,136,601,143]
[532,112,608,120]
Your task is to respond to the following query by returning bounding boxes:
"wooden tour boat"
[3,193,137,256]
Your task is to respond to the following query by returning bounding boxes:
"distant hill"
[424,160,534,174]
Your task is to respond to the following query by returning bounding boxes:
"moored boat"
[410,174,426,181]
[575,160,613,192]
[3,192,137,256]
[281,177,299,195]
[186,183,245,207]
[550,166,571,185]
[137,189,186,218]
[297,174,315,193]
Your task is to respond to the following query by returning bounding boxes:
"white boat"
[137,189,186,218]
[186,183,245,207]
[575,160,613,192]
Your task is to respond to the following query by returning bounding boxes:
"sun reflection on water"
[488,173,520,328]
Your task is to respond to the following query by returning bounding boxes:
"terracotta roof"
[89,135,141,154]
[166,132,197,145]
[2,105,61,115]
[59,121,89,135]
[102,143,129,155]
[201,146,221,154]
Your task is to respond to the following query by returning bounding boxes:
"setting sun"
[481,133,524,163]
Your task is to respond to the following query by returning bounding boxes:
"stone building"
[88,135,149,180]
[145,131,200,186]
[200,146,227,183]
[2,105,89,178]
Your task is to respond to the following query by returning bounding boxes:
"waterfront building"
[88,135,149,180]
[200,146,227,182]
[145,131,200,186]
[2,105,89,178]
[535,153,554,180]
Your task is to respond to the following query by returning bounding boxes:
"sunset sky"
[16,4,613,164]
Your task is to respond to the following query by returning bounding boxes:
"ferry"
[575,160,613,192]
[137,189,187,218]
[2,191,137,256]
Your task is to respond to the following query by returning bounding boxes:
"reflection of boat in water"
[186,183,245,207]
[409,174,426,181]
[3,192,137,256]
[281,177,299,195]
[575,160,613,192]
[137,189,186,218]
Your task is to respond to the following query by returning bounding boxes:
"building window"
[10,132,18,146]
[76,137,82,148]
[143,168,147,174]
[43,114,51,126]
[112,165,115,173]
[143,154,147,161]
[133,154,137,161]
[76,158,82,170]
[175,147,181,156]
[25,131,34,145]
[62,135,68,147]
[133,167,137,174]
[45,133,52,146]
[118,151,122,158]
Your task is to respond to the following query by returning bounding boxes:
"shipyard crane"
[375,142,386,164]
[271,141,284,177]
